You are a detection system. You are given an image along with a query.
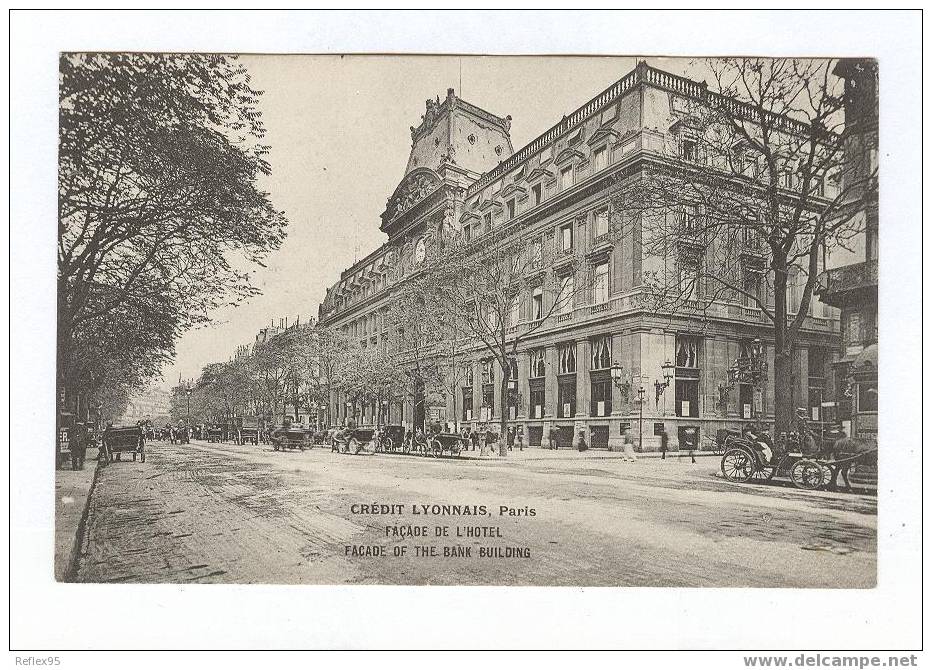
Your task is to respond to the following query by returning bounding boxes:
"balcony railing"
[817,260,878,299]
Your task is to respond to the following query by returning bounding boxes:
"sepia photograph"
[10,8,922,655]
[55,52,879,588]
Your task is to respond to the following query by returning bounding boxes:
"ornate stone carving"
[385,170,442,221]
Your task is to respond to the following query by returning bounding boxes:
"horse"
[823,435,877,492]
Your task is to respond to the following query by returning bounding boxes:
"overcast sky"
[159,55,698,388]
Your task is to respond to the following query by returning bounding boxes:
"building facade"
[318,62,842,450]
[817,58,879,442]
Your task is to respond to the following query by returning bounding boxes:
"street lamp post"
[636,386,646,452]
[654,360,674,407]
[185,385,192,426]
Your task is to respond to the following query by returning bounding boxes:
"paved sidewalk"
[54,446,100,581]
[455,446,718,461]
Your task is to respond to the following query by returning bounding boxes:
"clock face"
[414,238,426,264]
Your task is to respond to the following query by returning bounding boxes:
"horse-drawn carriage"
[102,425,146,463]
[719,428,876,491]
[236,416,260,445]
[332,427,376,454]
[206,425,225,443]
[374,425,406,454]
[425,432,466,457]
[270,425,313,451]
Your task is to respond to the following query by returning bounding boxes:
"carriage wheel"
[384,437,393,453]
[348,438,359,454]
[791,460,827,490]
[430,439,443,457]
[751,464,776,481]
[721,448,755,483]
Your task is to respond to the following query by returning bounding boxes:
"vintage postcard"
[54,52,881,589]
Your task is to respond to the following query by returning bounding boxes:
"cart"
[720,432,877,491]
[426,432,466,458]
[270,426,313,451]
[102,425,146,463]
[376,425,406,453]
[237,416,260,445]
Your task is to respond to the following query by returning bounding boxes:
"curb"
[60,451,102,583]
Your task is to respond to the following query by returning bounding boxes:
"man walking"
[659,426,669,460]
[70,421,88,470]
[620,426,638,462]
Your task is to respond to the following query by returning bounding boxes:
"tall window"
[681,138,697,161]
[743,270,762,308]
[590,376,612,417]
[561,223,574,251]
[558,342,577,419]
[590,335,612,370]
[558,342,577,375]
[680,204,698,232]
[509,294,520,326]
[558,274,575,314]
[529,385,545,419]
[463,223,472,243]
[594,208,609,238]
[507,358,518,419]
[529,349,546,378]
[462,388,473,421]
[593,147,607,172]
[674,335,701,418]
[481,360,495,420]
[483,212,492,234]
[530,239,543,268]
[561,166,574,191]
[532,183,542,206]
[593,262,609,304]
[481,359,494,386]
[532,286,543,321]
[679,253,701,299]
[808,347,827,421]
[507,198,516,220]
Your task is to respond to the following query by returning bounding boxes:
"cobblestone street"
[76,440,876,587]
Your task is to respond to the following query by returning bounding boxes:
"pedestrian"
[575,429,588,452]
[515,426,524,451]
[70,421,88,470]
[620,426,638,462]
[470,427,480,451]
[548,425,560,450]
[659,426,669,460]
[507,426,515,451]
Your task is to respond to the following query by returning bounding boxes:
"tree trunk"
[498,369,509,458]
[773,348,795,439]
[771,252,795,437]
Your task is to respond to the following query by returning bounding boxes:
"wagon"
[720,431,877,491]
[426,432,466,458]
[333,428,375,454]
[376,425,406,453]
[237,417,260,445]
[102,425,146,463]
[270,426,313,451]
[206,426,224,443]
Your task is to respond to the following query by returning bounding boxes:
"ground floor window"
[529,382,545,419]
[590,374,612,417]
[590,425,609,449]
[462,388,473,421]
[675,379,699,418]
[739,383,753,419]
[558,376,576,418]
[482,384,495,420]
[857,381,878,413]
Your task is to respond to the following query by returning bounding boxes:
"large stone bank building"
[317,62,842,450]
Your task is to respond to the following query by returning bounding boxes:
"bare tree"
[623,57,876,433]
[425,226,591,456]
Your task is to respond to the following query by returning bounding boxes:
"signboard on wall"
[653,422,665,436]
[743,403,752,419]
